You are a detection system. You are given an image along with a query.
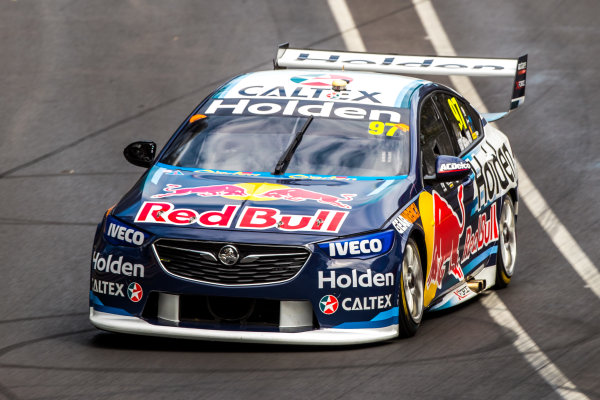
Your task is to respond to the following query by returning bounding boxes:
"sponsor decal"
[318,269,394,289]
[127,282,143,303]
[454,285,472,301]
[286,174,357,181]
[439,161,470,173]
[319,231,394,258]
[469,141,517,210]
[152,184,248,199]
[319,295,339,314]
[293,51,511,73]
[401,203,420,223]
[135,202,348,233]
[151,183,356,210]
[165,169,184,175]
[191,169,356,181]
[135,203,239,228]
[290,73,353,87]
[426,186,466,289]
[328,238,382,257]
[92,278,124,297]
[236,207,347,233]
[105,216,145,246]
[203,98,402,122]
[254,188,355,209]
[393,202,420,234]
[238,83,380,104]
[462,203,499,262]
[393,216,412,234]
[193,169,260,177]
[92,252,145,277]
[341,295,392,311]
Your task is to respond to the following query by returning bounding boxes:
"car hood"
[114,165,416,238]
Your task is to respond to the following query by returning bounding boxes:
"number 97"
[369,121,399,136]
[368,121,385,135]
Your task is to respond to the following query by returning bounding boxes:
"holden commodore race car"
[89,45,526,345]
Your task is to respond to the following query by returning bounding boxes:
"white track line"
[327,0,366,52]
[327,0,592,398]
[517,169,600,299]
[481,292,589,400]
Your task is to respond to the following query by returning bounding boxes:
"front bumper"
[90,308,398,345]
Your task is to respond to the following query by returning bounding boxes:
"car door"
[431,92,492,278]
[418,93,476,304]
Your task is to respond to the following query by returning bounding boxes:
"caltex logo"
[127,282,143,302]
[290,73,353,87]
[319,295,339,314]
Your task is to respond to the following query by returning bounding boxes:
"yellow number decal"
[369,122,409,136]
[448,97,467,131]
[384,123,398,136]
[369,121,385,135]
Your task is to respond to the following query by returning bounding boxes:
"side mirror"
[124,141,156,168]
[424,155,471,183]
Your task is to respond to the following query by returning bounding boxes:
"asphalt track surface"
[1,0,599,399]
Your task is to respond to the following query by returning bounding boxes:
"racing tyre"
[496,196,517,288]
[398,238,424,337]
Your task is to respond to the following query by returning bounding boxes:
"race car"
[89,45,526,345]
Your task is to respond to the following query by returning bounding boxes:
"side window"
[434,93,482,153]
[419,97,455,176]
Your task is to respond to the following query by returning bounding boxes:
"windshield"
[160,115,410,177]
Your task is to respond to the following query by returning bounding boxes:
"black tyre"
[398,238,424,337]
[495,196,517,288]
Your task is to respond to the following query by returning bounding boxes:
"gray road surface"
[0,0,598,399]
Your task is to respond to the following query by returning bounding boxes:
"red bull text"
[134,202,348,233]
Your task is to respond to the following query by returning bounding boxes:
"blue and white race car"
[90,46,526,345]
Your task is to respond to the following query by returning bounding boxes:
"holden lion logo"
[319,295,339,314]
[218,245,239,266]
[127,282,143,302]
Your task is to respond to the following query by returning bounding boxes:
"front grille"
[153,239,310,285]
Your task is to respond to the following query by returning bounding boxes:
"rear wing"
[274,44,527,119]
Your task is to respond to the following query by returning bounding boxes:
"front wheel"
[398,238,424,337]
[496,196,517,288]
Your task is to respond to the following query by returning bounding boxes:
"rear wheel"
[496,196,517,288]
[398,238,424,337]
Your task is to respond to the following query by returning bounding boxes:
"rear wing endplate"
[274,44,527,118]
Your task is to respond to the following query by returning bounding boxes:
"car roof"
[214,69,429,109]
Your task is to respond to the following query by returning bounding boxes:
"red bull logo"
[257,188,355,209]
[135,202,348,233]
[152,184,248,198]
[426,186,466,289]
[151,183,356,209]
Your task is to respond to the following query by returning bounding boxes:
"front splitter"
[89,308,398,346]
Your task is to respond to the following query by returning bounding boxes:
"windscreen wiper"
[273,116,313,175]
